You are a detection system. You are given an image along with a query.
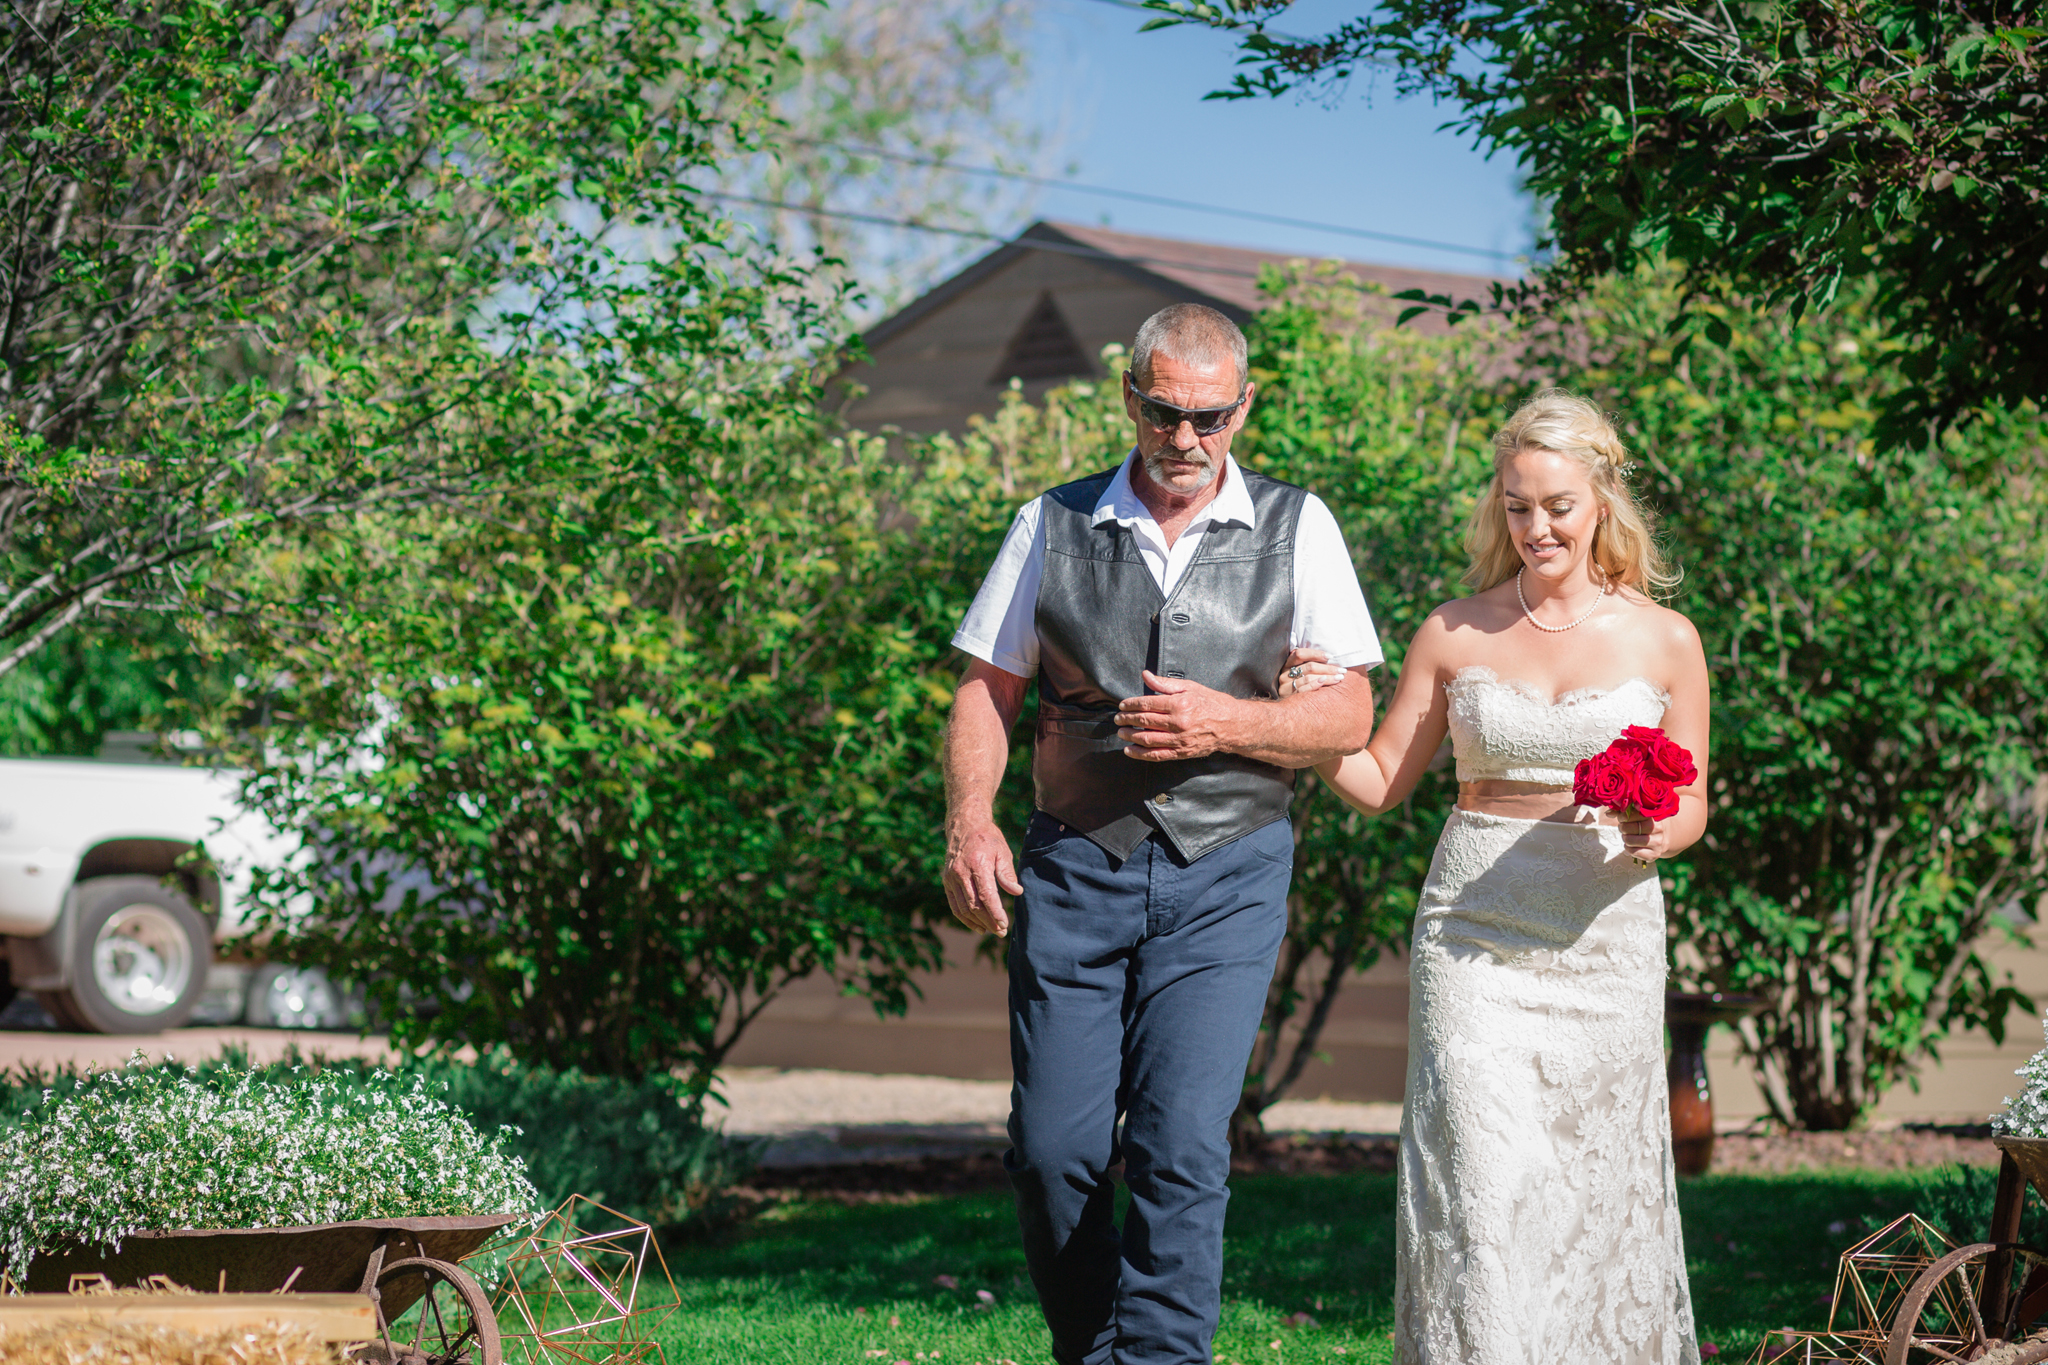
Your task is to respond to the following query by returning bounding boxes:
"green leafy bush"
[1554,273,2048,1129]
[0,1058,539,1279]
[899,317,1489,1139]
[1228,265,1501,1135]
[1901,1162,2048,1253]
[216,411,958,1089]
[308,1051,760,1231]
[952,268,2048,1133]
[0,1047,757,1236]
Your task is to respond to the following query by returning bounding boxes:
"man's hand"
[1120,663,1374,769]
[1116,671,1244,761]
[943,819,1021,935]
[943,659,1029,936]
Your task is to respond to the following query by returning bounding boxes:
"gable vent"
[988,291,1093,385]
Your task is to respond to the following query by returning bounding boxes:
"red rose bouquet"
[1573,725,1698,832]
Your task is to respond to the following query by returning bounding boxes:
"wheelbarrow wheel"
[1883,1242,2048,1365]
[359,1255,501,1365]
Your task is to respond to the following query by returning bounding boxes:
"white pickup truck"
[0,743,308,1033]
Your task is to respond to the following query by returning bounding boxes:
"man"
[944,302,1382,1365]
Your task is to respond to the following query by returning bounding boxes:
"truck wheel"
[244,963,351,1030]
[35,991,87,1029]
[52,877,211,1034]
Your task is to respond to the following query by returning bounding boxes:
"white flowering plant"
[1992,1014,2048,1139]
[0,1057,539,1280]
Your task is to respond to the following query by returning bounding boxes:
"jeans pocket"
[1247,819,1296,865]
[1020,812,1069,859]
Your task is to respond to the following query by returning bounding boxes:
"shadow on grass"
[652,1166,1965,1363]
[662,1175,1398,1328]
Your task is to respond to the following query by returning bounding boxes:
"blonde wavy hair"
[1463,389,1679,595]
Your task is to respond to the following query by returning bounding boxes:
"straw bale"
[0,1318,343,1365]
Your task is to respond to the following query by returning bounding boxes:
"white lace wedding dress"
[1394,666,1699,1365]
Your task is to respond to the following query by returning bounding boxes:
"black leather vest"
[1032,463,1306,860]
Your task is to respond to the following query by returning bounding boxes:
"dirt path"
[0,1027,1999,1176]
[714,1066,2002,1174]
[0,1023,397,1074]
[0,1024,1400,1163]
[715,1066,1405,1166]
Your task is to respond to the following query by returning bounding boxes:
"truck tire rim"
[92,905,193,1016]
[263,968,338,1027]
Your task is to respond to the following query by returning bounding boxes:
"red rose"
[1575,752,1639,810]
[1621,725,1699,785]
[1572,755,1600,807]
[1572,755,1599,807]
[1632,778,1681,821]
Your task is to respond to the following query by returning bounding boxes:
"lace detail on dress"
[1394,693,1698,1365]
[1445,665,1671,785]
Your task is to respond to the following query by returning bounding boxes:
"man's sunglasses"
[1124,372,1247,437]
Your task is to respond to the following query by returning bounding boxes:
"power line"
[1072,0,1315,45]
[1079,0,1189,17]
[781,139,1522,264]
[703,191,1010,244]
[696,191,1268,279]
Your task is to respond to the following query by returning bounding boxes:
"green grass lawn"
[647,1168,1954,1364]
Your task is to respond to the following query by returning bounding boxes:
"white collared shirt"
[952,449,1383,678]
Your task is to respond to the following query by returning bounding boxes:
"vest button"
[1153,792,1173,805]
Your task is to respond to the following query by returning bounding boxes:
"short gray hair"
[1131,303,1247,391]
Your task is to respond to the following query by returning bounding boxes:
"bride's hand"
[1277,646,1345,698]
[1619,813,1673,864]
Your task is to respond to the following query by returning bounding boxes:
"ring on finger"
[1288,665,1304,679]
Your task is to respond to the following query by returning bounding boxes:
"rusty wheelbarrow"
[15,1212,520,1364]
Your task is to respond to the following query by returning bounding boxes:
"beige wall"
[1704,925,2048,1127]
[726,926,1012,1080]
[726,922,2048,1127]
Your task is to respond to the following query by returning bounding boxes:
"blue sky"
[1020,0,1535,278]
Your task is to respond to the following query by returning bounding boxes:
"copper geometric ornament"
[1742,1214,1963,1365]
[1831,1213,1969,1343]
[490,1196,677,1365]
[1739,1142,2048,1365]
[1739,1329,1874,1365]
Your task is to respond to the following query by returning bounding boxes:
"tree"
[211,375,973,1085]
[1146,0,2048,441]
[704,0,1045,313]
[198,195,1067,1087]
[1522,271,2048,1128]
[937,270,2047,1132]
[0,614,226,756]
[1,0,793,676]
[1225,265,1504,1139]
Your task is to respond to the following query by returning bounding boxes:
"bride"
[1282,389,1709,1365]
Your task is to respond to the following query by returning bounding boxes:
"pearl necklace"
[1517,568,1608,633]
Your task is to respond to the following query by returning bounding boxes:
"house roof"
[862,219,1507,349]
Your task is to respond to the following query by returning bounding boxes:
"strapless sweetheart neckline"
[1444,665,1673,786]
[1448,664,1671,709]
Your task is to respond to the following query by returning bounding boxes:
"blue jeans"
[1006,811,1292,1365]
